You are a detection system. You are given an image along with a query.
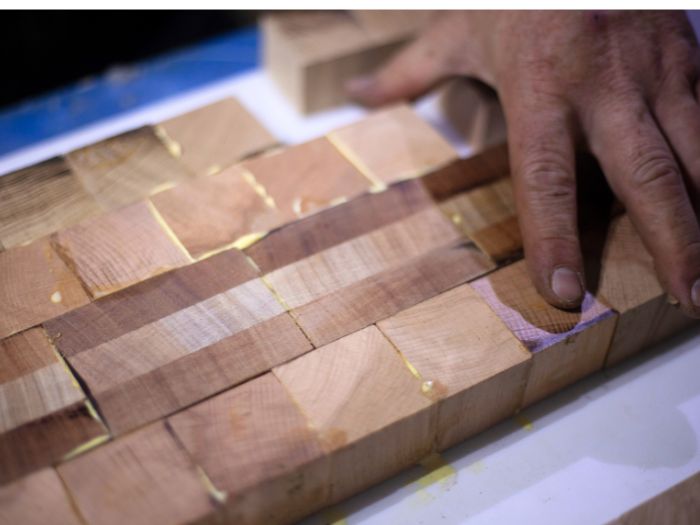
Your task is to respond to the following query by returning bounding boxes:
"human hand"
[347,10,700,317]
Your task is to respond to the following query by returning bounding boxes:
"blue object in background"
[0,26,260,157]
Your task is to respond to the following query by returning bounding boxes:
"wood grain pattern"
[597,215,696,367]
[0,157,101,249]
[53,201,191,297]
[58,422,215,525]
[157,97,277,176]
[170,373,328,525]
[471,260,617,406]
[66,127,193,209]
[243,137,370,219]
[0,468,83,524]
[378,284,531,450]
[150,164,288,258]
[0,238,89,339]
[274,326,435,503]
[328,105,458,184]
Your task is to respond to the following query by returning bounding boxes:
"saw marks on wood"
[378,284,531,450]
[170,373,328,525]
[328,105,458,185]
[471,259,617,406]
[157,97,277,176]
[58,422,215,525]
[0,157,101,249]
[53,201,192,297]
[66,127,193,210]
[0,238,89,339]
[275,326,435,503]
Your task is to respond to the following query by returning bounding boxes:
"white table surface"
[2,67,699,525]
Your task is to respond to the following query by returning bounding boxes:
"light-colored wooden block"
[53,201,192,297]
[243,137,370,219]
[0,238,90,339]
[66,127,193,210]
[58,422,215,525]
[169,373,329,525]
[328,104,458,185]
[378,284,531,450]
[0,157,101,249]
[274,326,435,503]
[0,468,82,525]
[596,215,696,367]
[157,97,277,176]
[471,259,617,406]
[150,164,288,258]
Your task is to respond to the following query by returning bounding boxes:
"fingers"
[506,99,585,309]
[589,99,700,317]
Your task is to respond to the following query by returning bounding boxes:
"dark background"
[1,11,256,109]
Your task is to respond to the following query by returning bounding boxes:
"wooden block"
[53,201,192,297]
[0,238,89,339]
[243,137,370,219]
[328,104,458,184]
[440,176,522,262]
[596,215,696,367]
[0,468,82,524]
[244,178,434,273]
[156,97,277,176]
[65,127,193,210]
[274,326,435,503]
[351,10,433,40]
[0,157,101,249]
[58,422,215,525]
[150,164,288,258]
[471,260,617,406]
[169,373,329,525]
[378,284,531,450]
[293,242,494,347]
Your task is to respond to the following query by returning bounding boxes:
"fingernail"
[667,293,680,307]
[345,76,376,97]
[692,279,700,307]
[551,267,583,304]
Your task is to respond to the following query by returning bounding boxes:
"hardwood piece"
[65,127,193,210]
[350,10,433,40]
[274,326,435,503]
[0,157,101,249]
[263,206,462,310]
[244,178,433,273]
[596,215,696,367]
[157,97,277,176]
[243,137,370,219]
[328,104,458,185]
[150,164,288,258]
[440,176,522,262]
[471,259,617,406]
[169,373,329,525]
[53,201,192,297]
[58,422,215,525]
[0,468,83,524]
[293,242,494,347]
[0,238,89,339]
[378,284,531,450]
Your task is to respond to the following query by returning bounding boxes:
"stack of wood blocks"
[0,99,695,525]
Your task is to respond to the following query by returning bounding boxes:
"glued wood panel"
[170,373,328,525]
[0,157,101,249]
[471,260,617,406]
[244,137,370,219]
[151,164,288,258]
[58,422,215,525]
[378,284,531,450]
[66,127,193,209]
[157,97,277,176]
[328,105,458,184]
[0,468,82,524]
[0,238,89,339]
[274,326,435,503]
[53,201,191,297]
